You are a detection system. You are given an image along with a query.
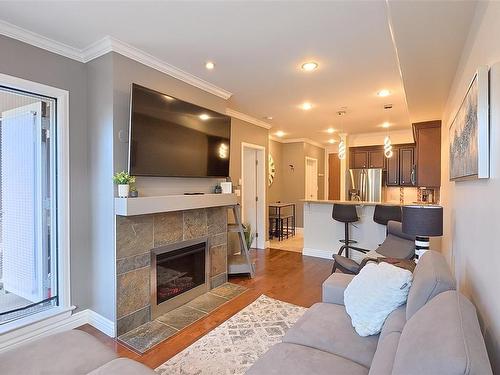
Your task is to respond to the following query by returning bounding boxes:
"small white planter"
[118,184,130,198]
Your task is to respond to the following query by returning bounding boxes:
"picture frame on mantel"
[449,65,490,181]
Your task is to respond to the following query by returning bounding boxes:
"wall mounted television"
[128,84,231,177]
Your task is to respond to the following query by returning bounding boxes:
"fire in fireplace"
[151,239,208,318]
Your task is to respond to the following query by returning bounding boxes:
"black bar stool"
[332,204,359,259]
[373,204,402,226]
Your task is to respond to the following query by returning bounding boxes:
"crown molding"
[226,108,271,129]
[273,137,326,149]
[82,36,233,100]
[0,20,83,61]
[0,21,233,100]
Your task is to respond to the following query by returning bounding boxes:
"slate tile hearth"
[118,283,247,353]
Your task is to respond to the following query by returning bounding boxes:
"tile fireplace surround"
[116,207,228,336]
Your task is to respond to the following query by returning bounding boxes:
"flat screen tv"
[128,84,231,177]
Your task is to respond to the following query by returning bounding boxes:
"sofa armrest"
[322,273,354,305]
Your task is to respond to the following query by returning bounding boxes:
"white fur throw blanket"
[344,262,412,336]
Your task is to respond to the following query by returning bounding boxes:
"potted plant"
[130,186,139,198]
[242,223,255,250]
[112,171,136,198]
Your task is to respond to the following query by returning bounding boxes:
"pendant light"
[337,109,347,160]
[383,104,393,158]
[384,135,393,158]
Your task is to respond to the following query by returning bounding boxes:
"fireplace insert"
[151,238,208,318]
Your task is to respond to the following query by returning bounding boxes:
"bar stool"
[373,204,402,226]
[332,204,359,260]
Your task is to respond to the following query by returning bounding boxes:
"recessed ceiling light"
[328,139,336,144]
[205,61,215,70]
[275,131,285,137]
[163,94,175,101]
[381,122,390,128]
[199,113,210,121]
[327,128,335,134]
[264,116,273,120]
[301,102,313,111]
[377,89,391,97]
[301,62,318,71]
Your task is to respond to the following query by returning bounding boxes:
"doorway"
[305,157,318,200]
[328,153,341,200]
[241,143,266,249]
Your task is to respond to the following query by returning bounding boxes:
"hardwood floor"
[79,248,332,369]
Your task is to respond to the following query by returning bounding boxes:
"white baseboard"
[87,310,115,337]
[302,247,333,259]
[0,309,115,353]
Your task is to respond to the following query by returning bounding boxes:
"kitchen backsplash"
[384,187,440,205]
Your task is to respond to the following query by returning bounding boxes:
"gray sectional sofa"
[0,329,155,374]
[247,251,493,375]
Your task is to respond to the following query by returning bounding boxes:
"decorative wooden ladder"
[227,204,255,277]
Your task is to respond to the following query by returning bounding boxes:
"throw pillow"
[344,262,412,336]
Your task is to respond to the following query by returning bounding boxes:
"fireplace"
[150,238,209,318]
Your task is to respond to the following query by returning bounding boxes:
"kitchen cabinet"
[386,148,400,186]
[351,150,368,169]
[349,147,385,169]
[384,144,415,186]
[400,146,415,186]
[368,150,385,169]
[413,121,441,187]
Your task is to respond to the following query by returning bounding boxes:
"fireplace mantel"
[115,193,237,216]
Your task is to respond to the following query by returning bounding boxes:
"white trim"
[264,240,271,249]
[0,73,72,315]
[0,20,83,61]
[82,36,233,100]
[0,21,233,100]
[302,247,333,259]
[0,309,115,353]
[272,137,326,149]
[241,142,267,250]
[87,310,116,337]
[226,108,272,129]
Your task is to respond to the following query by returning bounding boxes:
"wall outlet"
[235,189,241,197]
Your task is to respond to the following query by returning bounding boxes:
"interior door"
[328,153,340,200]
[305,158,318,200]
[242,148,257,247]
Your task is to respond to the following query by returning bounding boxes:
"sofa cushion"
[379,305,406,341]
[246,342,369,375]
[0,330,117,375]
[322,272,354,305]
[282,302,378,368]
[87,358,155,374]
[368,332,400,375]
[392,291,493,375]
[406,250,456,320]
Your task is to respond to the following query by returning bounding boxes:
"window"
[0,75,70,330]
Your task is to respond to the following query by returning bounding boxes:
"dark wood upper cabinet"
[351,150,368,169]
[399,146,415,186]
[368,150,385,169]
[413,121,441,187]
[386,148,400,186]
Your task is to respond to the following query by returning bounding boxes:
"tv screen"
[128,84,231,177]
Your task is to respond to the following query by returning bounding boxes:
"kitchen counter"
[301,199,401,206]
[302,200,388,261]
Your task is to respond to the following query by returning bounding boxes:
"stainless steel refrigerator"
[346,169,383,202]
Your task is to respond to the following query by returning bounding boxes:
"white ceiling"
[0,1,476,143]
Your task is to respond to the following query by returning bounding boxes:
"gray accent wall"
[440,2,500,371]
[0,35,92,313]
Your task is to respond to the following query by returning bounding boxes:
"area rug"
[155,295,307,375]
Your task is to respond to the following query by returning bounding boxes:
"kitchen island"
[302,200,394,262]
